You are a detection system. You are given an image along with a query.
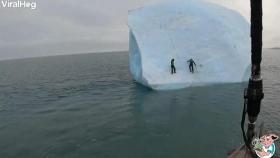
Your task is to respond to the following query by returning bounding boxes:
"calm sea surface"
[0,49,279,158]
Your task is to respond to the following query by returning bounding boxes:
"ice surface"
[128,0,251,90]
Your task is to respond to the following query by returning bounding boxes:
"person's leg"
[174,66,176,73]
[191,65,194,73]
[171,66,173,74]
[189,65,191,72]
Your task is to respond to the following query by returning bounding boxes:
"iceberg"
[128,0,251,90]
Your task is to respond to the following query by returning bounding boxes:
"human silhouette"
[187,58,196,73]
[171,58,176,74]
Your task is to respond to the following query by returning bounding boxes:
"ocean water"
[0,49,279,158]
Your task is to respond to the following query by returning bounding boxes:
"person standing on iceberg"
[187,58,196,73]
[171,58,176,74]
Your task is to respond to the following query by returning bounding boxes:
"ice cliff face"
[128,0,251,90]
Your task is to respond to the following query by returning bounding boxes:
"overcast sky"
[0,0,279,60]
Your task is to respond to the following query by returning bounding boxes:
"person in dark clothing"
[187,58,196,73]
[171,58,176,74]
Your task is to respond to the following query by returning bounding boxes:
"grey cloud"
[208,0,280,48]
[0,0,279,60]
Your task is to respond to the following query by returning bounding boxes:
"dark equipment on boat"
[229,0,265,157]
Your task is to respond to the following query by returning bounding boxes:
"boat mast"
[244,0,264,147]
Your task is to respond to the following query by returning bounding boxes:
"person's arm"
[194,61,196,66]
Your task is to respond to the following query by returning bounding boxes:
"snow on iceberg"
[128,0,251,90]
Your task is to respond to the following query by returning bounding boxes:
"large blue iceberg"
[128,0,250,90]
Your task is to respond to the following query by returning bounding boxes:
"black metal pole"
[250,0,263,74]
[244,0,264,146]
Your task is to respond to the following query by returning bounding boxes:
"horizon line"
[0,47,278,62]
[0,50,129,62]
